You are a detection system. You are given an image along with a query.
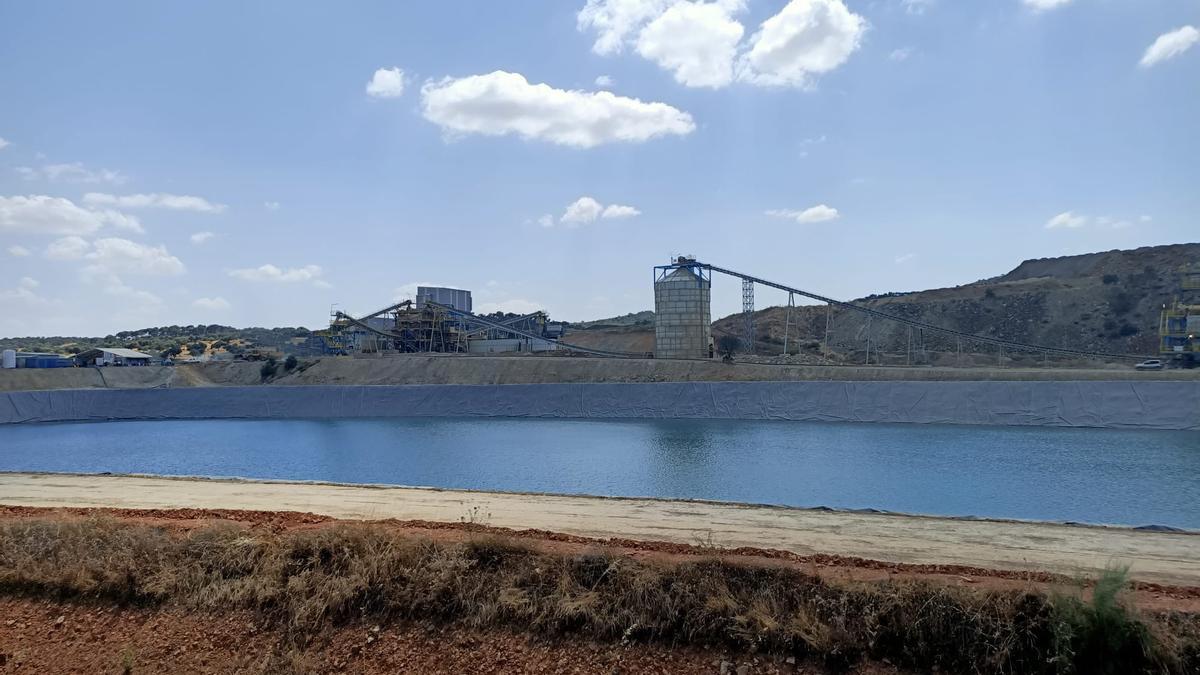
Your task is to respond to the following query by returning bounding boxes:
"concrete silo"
[654,258,712,359]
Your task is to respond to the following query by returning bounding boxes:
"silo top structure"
[416,286,472,313]
[654,257,712,359]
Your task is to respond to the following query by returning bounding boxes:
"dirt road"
[4,355,1197,392]
[3,472,1196,586]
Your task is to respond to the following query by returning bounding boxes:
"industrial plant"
[308,286,578,356]
[300,255,1199,368]
[1159,262,1200,364]
[3,253,1197,370]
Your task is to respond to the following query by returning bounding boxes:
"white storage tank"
[654,260,711,359]
[1,349,15,369]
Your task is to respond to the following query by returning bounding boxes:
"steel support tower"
[741,278,755,354]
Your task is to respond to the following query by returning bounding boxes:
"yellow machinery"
[1159,263,1200,366]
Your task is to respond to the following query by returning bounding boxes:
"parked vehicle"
[1135,359,1164,371]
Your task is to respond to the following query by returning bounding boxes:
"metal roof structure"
[80,347,154,359]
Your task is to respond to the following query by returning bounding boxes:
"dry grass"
[1,516,1196,674]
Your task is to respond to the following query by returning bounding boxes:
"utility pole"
[782,292,794,356]
[823,302,833,360]
[866,315,872,365]
[907,327,912,367]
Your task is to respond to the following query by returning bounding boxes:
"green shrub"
[1050,567,1160,674]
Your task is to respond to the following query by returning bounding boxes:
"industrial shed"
[74,347,154,367]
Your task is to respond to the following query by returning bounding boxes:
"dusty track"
[3,355,1196,392]
[3,472,1197,589]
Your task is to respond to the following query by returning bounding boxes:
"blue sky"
[1,0,1197,336]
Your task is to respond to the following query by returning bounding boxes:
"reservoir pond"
[1,417,1197,528]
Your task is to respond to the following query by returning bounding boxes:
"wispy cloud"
[766,204,840,224]
[1139,26,1198,68]
[16,162,127,185]
[84,192,226,214]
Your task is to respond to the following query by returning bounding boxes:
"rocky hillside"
[713,243,1199,360]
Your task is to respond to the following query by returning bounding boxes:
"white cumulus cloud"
[738,0,866,88]
[562,197,605,224]
[578,0,675,55]
[0,277,45,305]
[537,214,555,228]
[556,197,642,225]
[580,0,860,89]
[83,192,226,214]
[602,203,641,218]
[93,209,143,233]
[594,74,615,87]
[7,245,31,257]
[1044,211,1087,229]
[229,263,324,284]
[366,67,406,98]
[636,1,745,88]
[44,236,92,260]
[190,231,215,244]
[1021,0,1072,11]
[1139,26,1199,68]
[0,195,108,235]
[85,238,185,276]
[79,267,162,306]
[193,296,231,310]
[766,204,840,223]
[420,70,695,148]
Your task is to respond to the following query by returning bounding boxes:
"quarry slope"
[710,242,1200,359]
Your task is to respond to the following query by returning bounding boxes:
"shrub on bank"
[0,517,1193,674]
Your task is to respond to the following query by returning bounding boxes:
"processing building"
[416,286,471,313]
[653,257,712,360]
[311,286,567,356]
[1159,262,1200,366]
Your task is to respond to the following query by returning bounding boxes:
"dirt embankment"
[4,473,1198,588]
[1,507,1197,674]
[2,355,1196,392]
[0,596,828,675]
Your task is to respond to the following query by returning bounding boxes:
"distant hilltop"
[714,242,1200,357]
[572,243,1200,359]
[0,325,312,360]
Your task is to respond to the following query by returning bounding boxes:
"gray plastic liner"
[1,381,1197,430]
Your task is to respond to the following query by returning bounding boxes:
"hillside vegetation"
[714,243,1198,360]
[0,325,311,359]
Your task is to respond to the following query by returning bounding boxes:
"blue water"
[1,417,1198,528]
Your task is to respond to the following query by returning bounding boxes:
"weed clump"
[0,518,1195,673]
[1050,567,1162,674]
